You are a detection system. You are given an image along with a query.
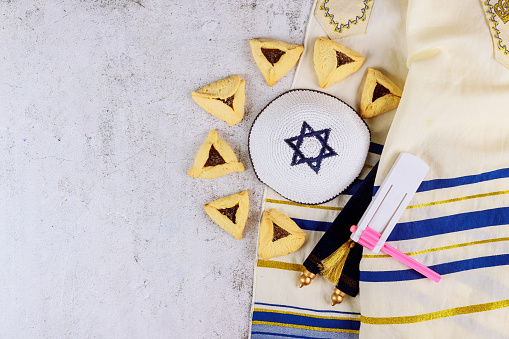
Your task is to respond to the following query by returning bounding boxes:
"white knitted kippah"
[249,89,370,205]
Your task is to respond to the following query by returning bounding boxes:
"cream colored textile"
[314,0,375,40]
[359,0,509,337]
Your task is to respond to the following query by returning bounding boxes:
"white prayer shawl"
[250,0,509,338]
[360,0,509,337]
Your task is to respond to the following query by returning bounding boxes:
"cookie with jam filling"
[360,68,403,119]
[192,74,246,126]
[204,190,249,240]
[258,208,306,260]
[188,129,245,179]
[313,37,365,88]
[250,38,304,87]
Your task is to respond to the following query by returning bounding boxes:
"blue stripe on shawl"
[251,324,359,339]
[388,207,509,241]
[252,310,360,331]
[417,167,509,192]
[373,167,509,195]
[253,302,360,316]
[360,254,509,282]
[292,218,332,232]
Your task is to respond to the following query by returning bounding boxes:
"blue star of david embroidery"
[284,121,338,174]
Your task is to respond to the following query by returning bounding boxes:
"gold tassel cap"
[331,288,346,306]
[299,268,316,288]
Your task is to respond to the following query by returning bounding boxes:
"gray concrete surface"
[0,0,312,338]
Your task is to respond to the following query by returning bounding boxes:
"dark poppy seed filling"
[336,51,354,68]
[372,82,391,102]
[217,95,234,109]
[218,204,239,223]
[205,145,226,167]
[262,48,286,65]
[272,223,290,242]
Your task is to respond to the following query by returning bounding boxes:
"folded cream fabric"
[249,0,408,338]
[314,0,374,40]
[359,0,509,337]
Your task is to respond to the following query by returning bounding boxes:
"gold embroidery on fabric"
[265,198,343,211]
[360,299,509,324]
[267,186,509,213]
[319,0,372,33]
[362,236,509,258]
[494,0,509,23]
[485,0,509,54]
[251,321,359,333]
[257,259,304,272]
[407,189,509,209]
[253,308,359,321]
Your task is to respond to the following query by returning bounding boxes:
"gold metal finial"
[298,268,316,288]
[331,288,346,306]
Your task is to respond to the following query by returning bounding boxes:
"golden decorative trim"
[407,190,509,209]
[319,0,371,34]
[265,198,343,211]
[267,190,509,214]
[484,0,509,55]
[362,237,509,258]
[251,321,359,333]
[257,259,304,272]
[361,299,509,325]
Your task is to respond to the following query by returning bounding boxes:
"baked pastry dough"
[250,38,304,87]
[192,74,246,126]
[188,129,245,179]
[360,68,402,119]
[258,209,306,260]
[204,190,249,240]
[313,37,364,88]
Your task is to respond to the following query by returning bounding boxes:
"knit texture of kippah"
[249,89,370,205]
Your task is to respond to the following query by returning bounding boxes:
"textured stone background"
[0,0,312,337]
